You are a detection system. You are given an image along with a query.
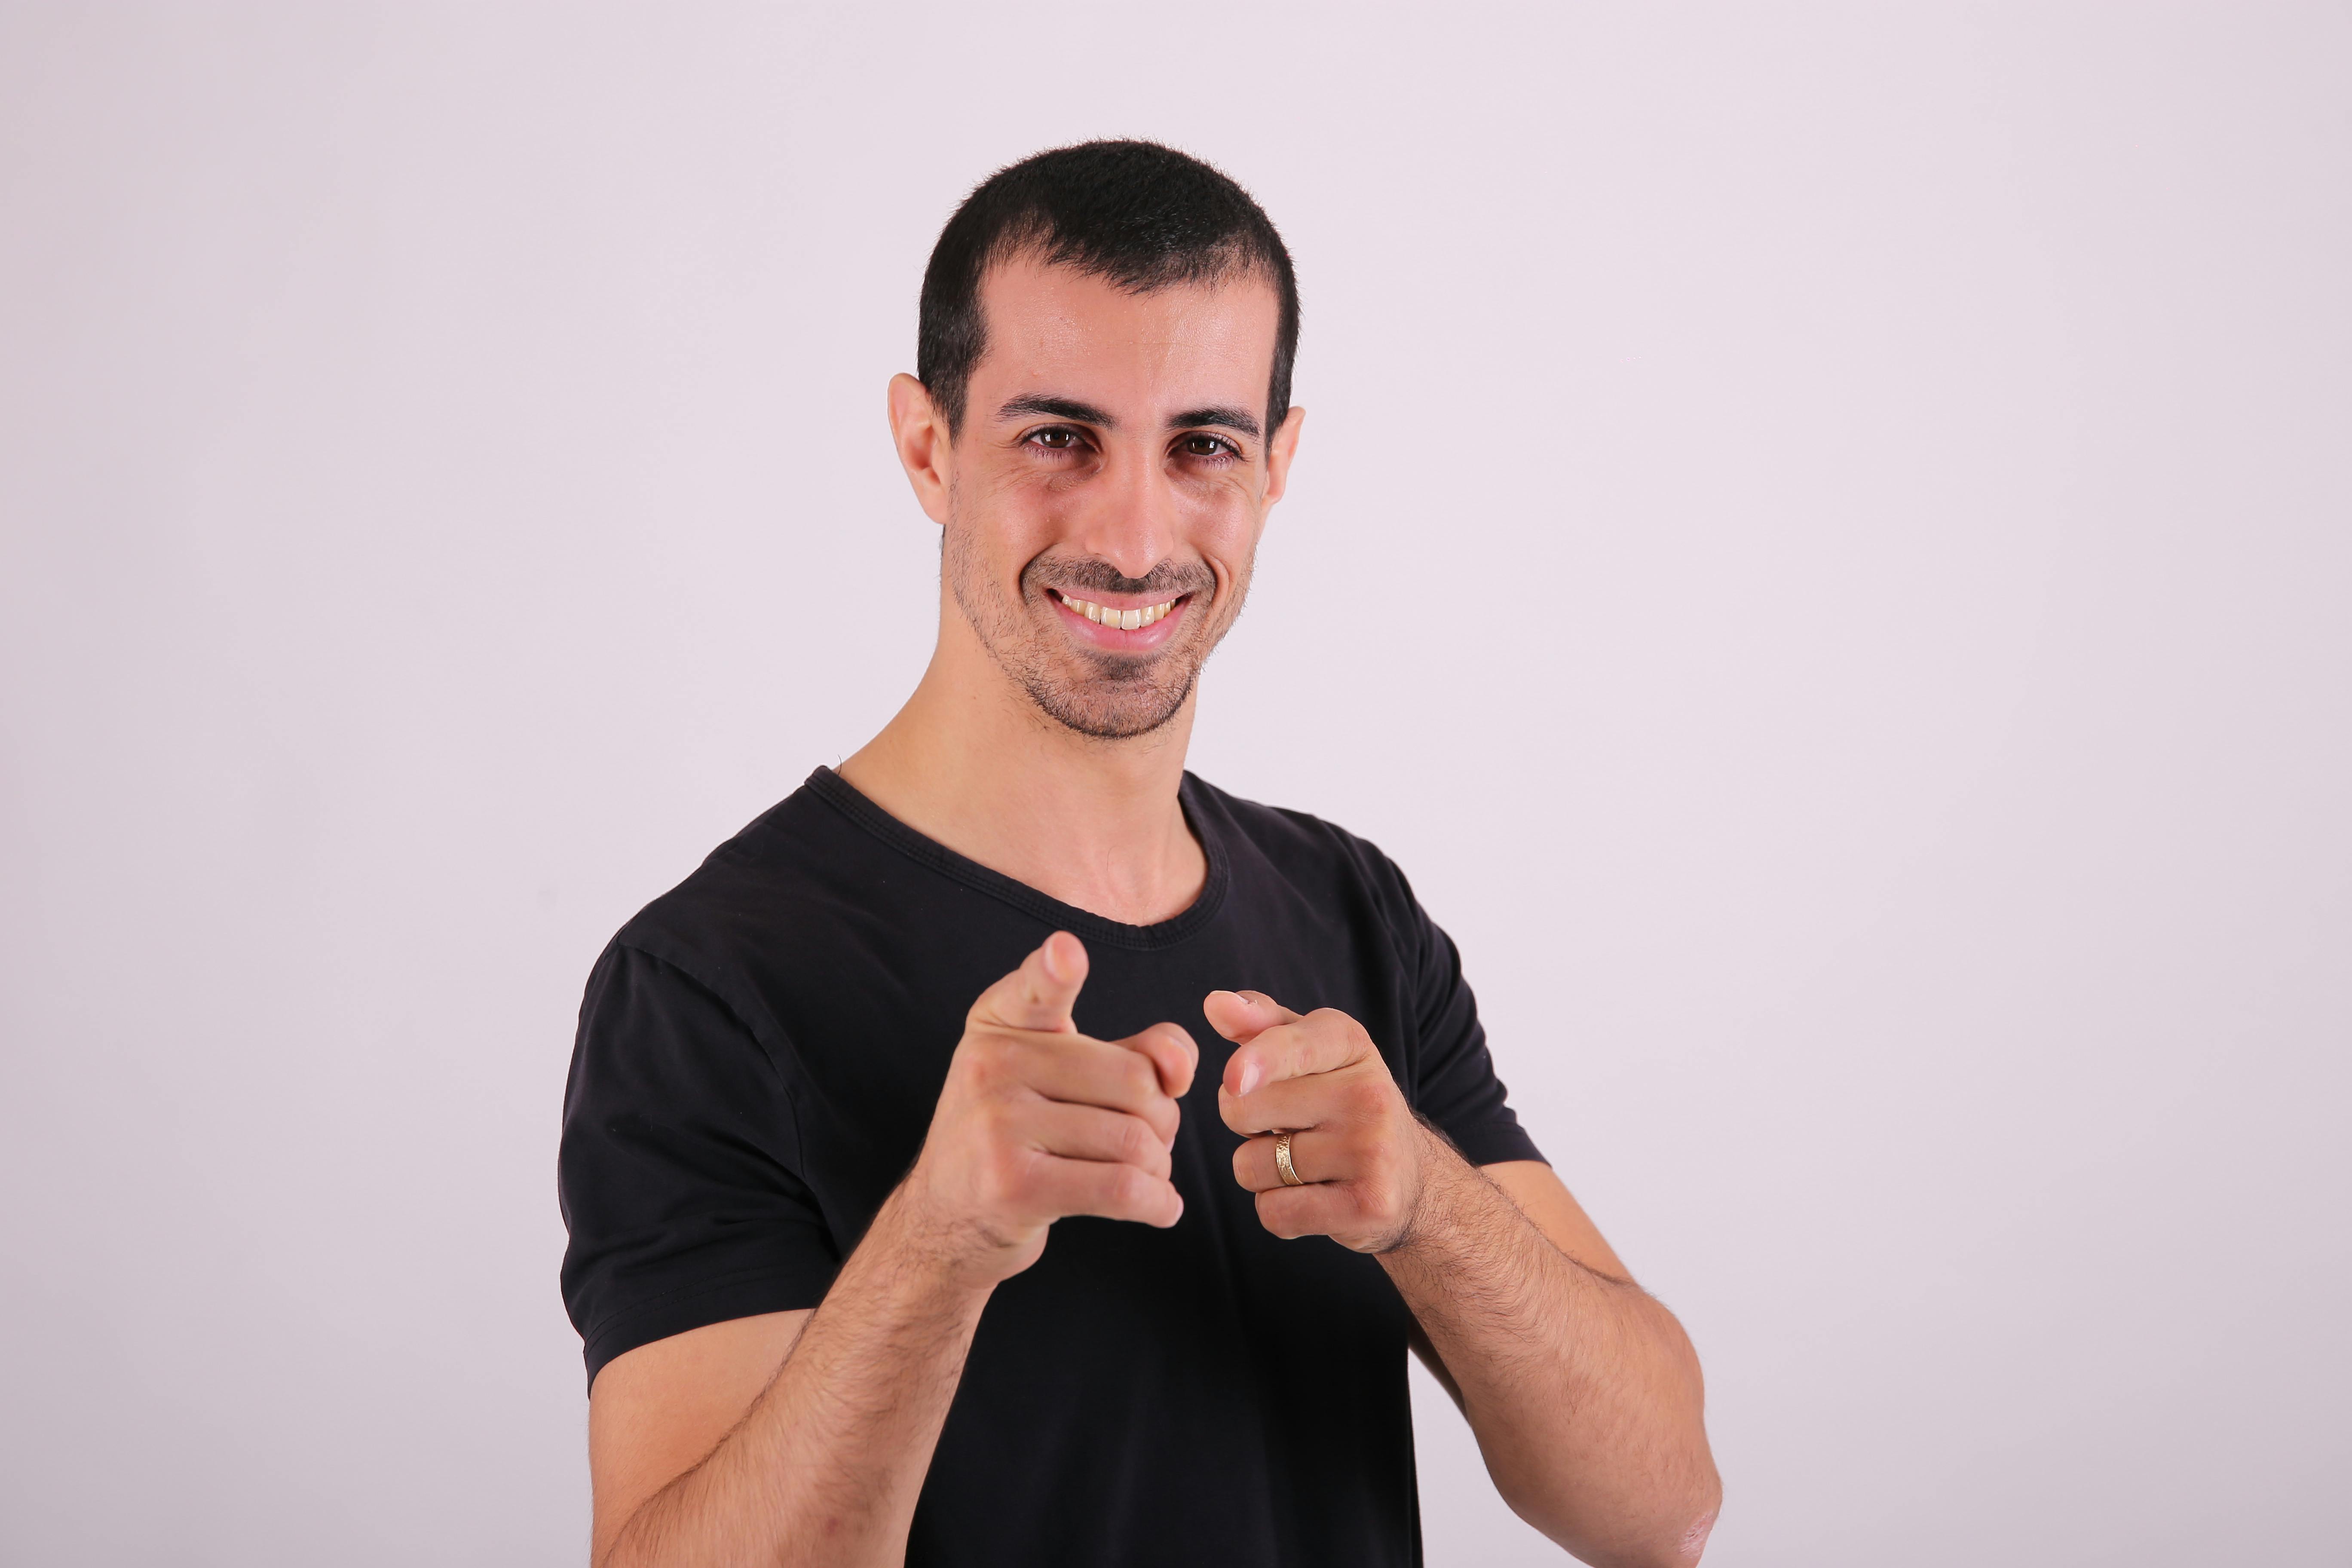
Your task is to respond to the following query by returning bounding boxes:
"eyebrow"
[1169,405,1262,439]
[996,394,1116,427]
[993,395,1262,441]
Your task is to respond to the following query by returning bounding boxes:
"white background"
[3,6,2346,1564]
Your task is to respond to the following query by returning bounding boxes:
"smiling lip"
[1048,588,1194,648]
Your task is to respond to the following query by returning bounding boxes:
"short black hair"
[917,140,1299,438]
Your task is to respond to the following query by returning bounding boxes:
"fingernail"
[1237,1062,1260,1096]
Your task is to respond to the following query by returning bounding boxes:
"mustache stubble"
[1021,553,1218,605]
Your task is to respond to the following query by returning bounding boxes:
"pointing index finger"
[1218,1004,1369,1097]
[1203,989,1299,1047]
[972,932,1088,1033]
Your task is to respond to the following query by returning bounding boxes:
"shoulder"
[603,773,876,992]
[1183,773,1423,929]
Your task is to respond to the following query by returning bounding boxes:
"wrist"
[865,1177,1023,1308]
[1376,1121,1475,1262]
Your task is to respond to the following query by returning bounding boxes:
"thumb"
[972,931,1088,1033]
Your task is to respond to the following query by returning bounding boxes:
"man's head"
[888,141,1304,741]
[916,141,1300,441]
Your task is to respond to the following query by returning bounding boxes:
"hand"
[1209,992,1437,1254]
[900,932,1198,1289]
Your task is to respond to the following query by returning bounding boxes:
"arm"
[591,934,1197,1568]
[1210,992,1720,1568]
[589,1198,985,1568]
[1388,1152,1717,1566]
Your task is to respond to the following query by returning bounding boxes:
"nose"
[1076,439,1179,581]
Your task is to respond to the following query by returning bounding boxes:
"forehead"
[971,254,1280,413]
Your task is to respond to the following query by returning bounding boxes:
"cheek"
[1176,478,1263,557]
[1198,514,1263,603]
[955,470,1074,576]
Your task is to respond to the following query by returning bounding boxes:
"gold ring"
[1273,1130,1305,1187]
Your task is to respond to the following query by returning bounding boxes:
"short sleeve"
[1396,890,1547,1170]
[558,942,841,1390]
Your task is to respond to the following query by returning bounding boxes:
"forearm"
[603,1187,990,1568]
[1381,1133,1719,1568]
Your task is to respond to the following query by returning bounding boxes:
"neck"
[836,608,1207,928]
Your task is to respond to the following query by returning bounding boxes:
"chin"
[1021,668,1196,740]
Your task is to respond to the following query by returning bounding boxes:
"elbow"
[1659,1490,1721,1568]
[1522,1514,1720,1568]
[1655,1464,1723,1567]
[1501,1463,1721,1568]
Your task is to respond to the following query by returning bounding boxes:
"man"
[560,140,1719,1568]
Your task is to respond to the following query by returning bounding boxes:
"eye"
[1028,427,1082,451]
[1179,434,1239,459]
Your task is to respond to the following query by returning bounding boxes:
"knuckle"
[962,1036,1011,1088]
[1108,1163,1151,1213]
[972,1098,1020,1145]
[1117,1116,1154,1165]
[974,1147,1023,1209]
[1120,1055,1157,1102]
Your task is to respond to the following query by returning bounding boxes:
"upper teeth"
[1058,592,1176,631]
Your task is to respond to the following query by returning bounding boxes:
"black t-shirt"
[559,767,1543,1567]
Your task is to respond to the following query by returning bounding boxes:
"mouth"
[1051,589,1182,630]
[1047,587,1195,648]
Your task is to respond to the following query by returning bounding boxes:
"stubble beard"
[943,521,1240,741]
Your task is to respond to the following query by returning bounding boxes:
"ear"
[887,372,954,526]
[1262,404,1306,507]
